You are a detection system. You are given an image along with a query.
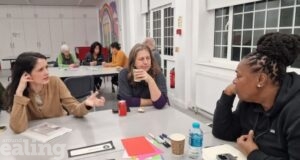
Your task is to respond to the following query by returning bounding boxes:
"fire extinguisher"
[170,68,175,88]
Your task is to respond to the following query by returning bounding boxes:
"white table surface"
[0,107,232,160]
[48,66,119,78]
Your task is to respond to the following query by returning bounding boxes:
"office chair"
[64,75,94,101]
[0,82,5,112]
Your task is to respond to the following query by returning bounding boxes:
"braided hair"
[244,32,300,85]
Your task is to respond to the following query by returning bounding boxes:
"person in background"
[82,41,103,66]
[57,44,79,68]
[103,42,128,92]
[143,37,161,68]
[82,41,104,90]
[118,43,168,109]
[212,33,300,159]
[4,52,105,133]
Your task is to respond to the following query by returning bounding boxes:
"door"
[37,18,52,58]
[49,18,64,59]
[73,18,86,47]
[0,18,13,69]
[10,19,26,56]
[23,19,39,52]
[62,19,75,53]
[86,18,99,46]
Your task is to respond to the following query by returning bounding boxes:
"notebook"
[22,122,72,143]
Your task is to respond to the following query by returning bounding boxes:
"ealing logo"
[0,138,66,159]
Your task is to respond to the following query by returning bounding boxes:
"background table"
[2,55,50,69]
[48,66,119,78]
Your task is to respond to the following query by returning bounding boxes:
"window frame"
[212,0,300,70]
[144,5,175,76]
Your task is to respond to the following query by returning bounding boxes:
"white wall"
[122,0,145,53]
[150,0,173,10]
[207,0,261,10]
[171,0,191,107]
[0,5,99,69]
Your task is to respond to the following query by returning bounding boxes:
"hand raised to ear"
[16,72,33,96]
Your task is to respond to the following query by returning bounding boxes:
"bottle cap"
[192,122,200,128]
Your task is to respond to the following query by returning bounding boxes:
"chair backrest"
[75,47,90,62]
[64,76,94,99]
[0,82,5,111]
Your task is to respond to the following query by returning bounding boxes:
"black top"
[213,72,300,160]
[118,68,168,109]
[82,52,103,65]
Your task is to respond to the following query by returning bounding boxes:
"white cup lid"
[169,133,185,141]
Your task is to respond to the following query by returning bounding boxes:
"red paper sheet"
[121,136,156,156]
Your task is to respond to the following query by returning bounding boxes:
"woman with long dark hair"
[4,52,105,133]
[82,41,104,90]
[82,41,103,66]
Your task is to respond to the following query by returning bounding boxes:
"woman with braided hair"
[212,32,300,160]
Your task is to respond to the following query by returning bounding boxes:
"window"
[150,7,174,76]
[152,7,174,76]
[214,8,229,58]
[146,12,150,37]
[213,0,300,68]
[153,10,162,52]
[232,2,256,61]
[163,7,174,56]
[152,7,174,56]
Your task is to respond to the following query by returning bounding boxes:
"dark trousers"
[94,76,102,91]
[111,75,118,86]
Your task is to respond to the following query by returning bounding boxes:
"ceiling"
[0,0,103,6]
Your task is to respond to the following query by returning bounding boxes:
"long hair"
[126,43,161,85]
[89,41,103,55]
[4,52,47,112]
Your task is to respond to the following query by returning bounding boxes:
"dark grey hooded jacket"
[213,72,300,160]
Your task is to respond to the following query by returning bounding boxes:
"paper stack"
[22,122,72,143]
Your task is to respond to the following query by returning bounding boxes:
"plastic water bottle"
[188,122,203,159]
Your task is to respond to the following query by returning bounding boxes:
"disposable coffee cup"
[169,133,185,155]
[133,69,142,82]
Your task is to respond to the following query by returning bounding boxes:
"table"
[0,106,231,160]
[48,66,119,78]
[2,55,50,69]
